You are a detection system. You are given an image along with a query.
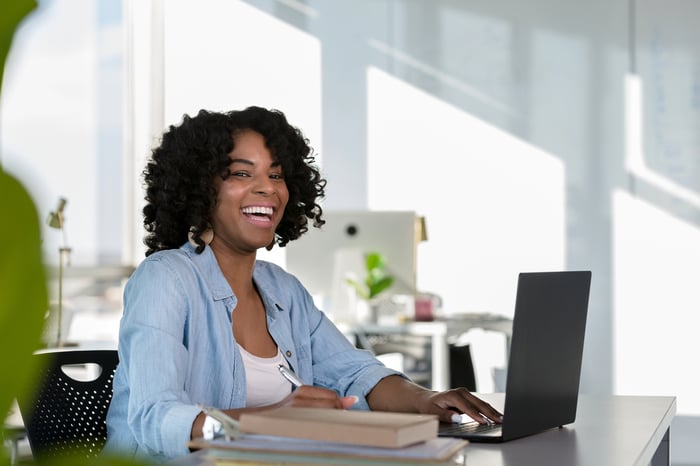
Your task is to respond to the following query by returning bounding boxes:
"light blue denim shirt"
[104,242,401,462]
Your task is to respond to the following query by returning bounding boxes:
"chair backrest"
[17,349,119,463]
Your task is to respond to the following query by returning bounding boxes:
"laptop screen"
[501,271,591,440]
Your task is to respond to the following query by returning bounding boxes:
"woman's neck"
[210,243,257,295]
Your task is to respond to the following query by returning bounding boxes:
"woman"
[105,106,501,462]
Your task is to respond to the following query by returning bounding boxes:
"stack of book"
[189,407,468,465]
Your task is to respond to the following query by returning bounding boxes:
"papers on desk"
[189,436,468,465]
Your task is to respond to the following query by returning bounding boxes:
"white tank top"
[237,344,292,408]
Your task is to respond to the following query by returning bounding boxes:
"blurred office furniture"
[1,423,26,465]
[355,331,434,387]
[16,349,118,462]
[449,344,478,391]
[356,331,477,391]
[353,312,512,391]
[44,265,133,347]
[46,197,72,347]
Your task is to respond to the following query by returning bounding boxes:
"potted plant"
[345,252,394,322]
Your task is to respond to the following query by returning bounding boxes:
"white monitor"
[284,210,420,318]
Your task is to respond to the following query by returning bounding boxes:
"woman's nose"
[253,177,274,195]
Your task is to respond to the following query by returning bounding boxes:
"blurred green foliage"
[345,252,394,300]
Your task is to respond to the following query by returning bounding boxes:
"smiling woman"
[103,106,502,463]
[104,106,364,462]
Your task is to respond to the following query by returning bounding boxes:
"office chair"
[17,349,119,463]
[448,343,477,392]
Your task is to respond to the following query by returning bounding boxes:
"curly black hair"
[142,106,326,256]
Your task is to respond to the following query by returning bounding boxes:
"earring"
[188,226,214,248]
[201,227,214,245]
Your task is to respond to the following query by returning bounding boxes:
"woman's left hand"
[417,387,503,424]
[367,375,502,424]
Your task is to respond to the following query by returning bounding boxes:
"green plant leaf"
[0,170,48,449]
[364,252,385,272]
[345,277,370,300]
[345,252,395,301]
[368,276,394,299]
[0,0,36,94]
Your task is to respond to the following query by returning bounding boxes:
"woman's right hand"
[277,385,358,410]
[193,387,358,439]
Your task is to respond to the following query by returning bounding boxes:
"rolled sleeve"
[308,312,405,410]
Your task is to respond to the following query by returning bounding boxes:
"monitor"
[284,210,421,320]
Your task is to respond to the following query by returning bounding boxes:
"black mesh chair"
[17,349,119,463]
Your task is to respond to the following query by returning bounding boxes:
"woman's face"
[210,129,289,255]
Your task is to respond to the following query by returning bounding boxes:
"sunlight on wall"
[366,67,566,316]
[155,0,323,268]
[162,0,322,143]
[613,189,700,415]
[625,74,700,209]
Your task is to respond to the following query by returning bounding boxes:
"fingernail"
[451,413,462,424]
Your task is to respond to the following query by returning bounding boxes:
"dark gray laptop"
[438,270,592,442]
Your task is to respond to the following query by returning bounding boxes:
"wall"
[3,0,696,463]
[149,1,699,462]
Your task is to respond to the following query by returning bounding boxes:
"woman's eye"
[270,173,284,180]
[232,171,250,178]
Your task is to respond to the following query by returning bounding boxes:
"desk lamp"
[46,197,71,347]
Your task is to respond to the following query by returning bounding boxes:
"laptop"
[438,270,592,442]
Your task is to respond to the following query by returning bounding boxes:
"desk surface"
[170,394,676,466]
[466,393,675,466]
[354,313,513,337]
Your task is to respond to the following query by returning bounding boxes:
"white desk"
[464,393,676,466]
[170,394,676,466]
[354,313,513,391]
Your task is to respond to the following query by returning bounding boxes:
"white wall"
[151,2,699,462]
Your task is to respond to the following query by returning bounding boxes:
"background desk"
[170,394,676,466]
[353,313,513,391]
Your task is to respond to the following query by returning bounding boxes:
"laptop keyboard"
[439,422,500,435]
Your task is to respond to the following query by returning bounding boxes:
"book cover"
[238,407,439,448]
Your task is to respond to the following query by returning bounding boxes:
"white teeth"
[242,206,273,215]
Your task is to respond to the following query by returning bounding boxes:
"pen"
[278,364,304,388]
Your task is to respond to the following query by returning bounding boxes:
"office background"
[1,0,698,464]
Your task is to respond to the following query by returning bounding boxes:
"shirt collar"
[182,242,232,301]
[181,241,288,313]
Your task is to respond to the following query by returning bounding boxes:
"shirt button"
[285,350,292,357]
